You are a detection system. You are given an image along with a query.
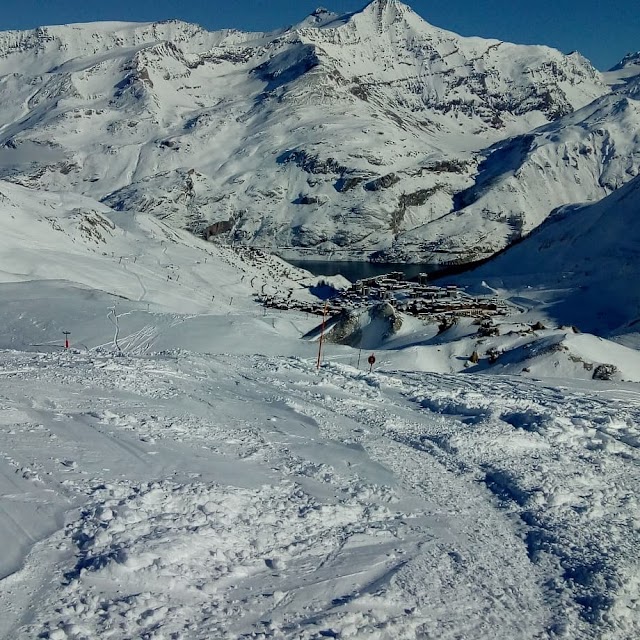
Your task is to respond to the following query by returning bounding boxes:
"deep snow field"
[0,180,639,639]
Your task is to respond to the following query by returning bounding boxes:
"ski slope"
[0,348,638,639]
[0,172,639,639]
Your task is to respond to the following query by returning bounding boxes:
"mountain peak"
[364,0,399,7]
[610,51,640,71]
[296,6,341,29]
[356,0,405,26]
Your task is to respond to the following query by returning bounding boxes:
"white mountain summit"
[0,0,636,264]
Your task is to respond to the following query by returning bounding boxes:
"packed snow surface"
[1,350,638,639]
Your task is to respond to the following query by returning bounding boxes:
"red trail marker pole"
[63,330,71,349]
[316,302,328,370]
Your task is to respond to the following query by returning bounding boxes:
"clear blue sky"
[1,1,637,70]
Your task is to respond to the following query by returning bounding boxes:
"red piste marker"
[368,353,376,372]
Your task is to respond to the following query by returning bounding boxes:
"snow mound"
[493,332,640,382]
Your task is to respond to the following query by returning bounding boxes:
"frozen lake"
[284,258,482,282]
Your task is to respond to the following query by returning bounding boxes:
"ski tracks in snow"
[0,350,638,639]
[249,358,640,639]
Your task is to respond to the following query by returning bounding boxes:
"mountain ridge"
[0,1,636,264]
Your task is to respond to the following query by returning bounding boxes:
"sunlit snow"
[0,2,639,639]
[0,172,638,639]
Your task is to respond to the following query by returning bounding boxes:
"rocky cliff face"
[0,1,636,264]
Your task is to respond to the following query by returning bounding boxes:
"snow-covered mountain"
[2,27,640,636]
[2,0,635,264]
[461,173,640,336]
[445,85,640,258]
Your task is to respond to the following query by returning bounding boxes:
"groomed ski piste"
[0,179,639,639]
